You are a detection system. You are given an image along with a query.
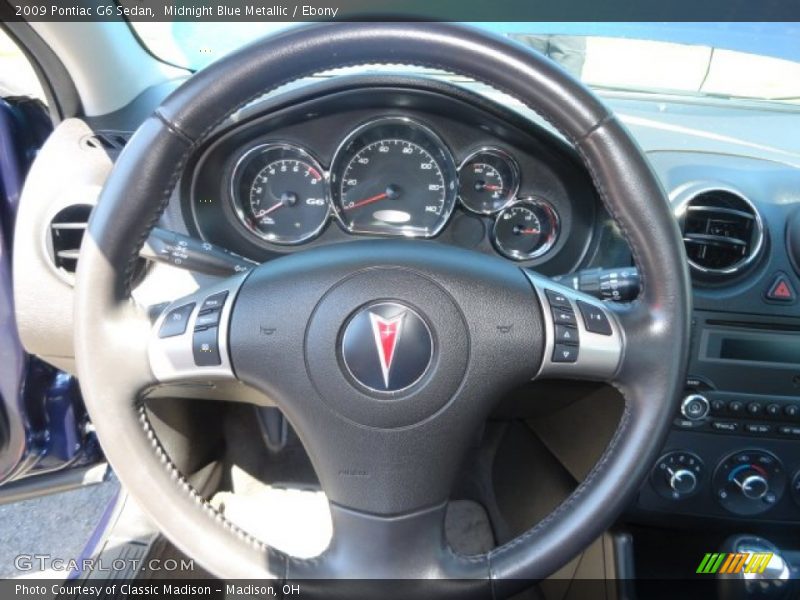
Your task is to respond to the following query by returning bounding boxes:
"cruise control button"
[158,303,195,338]
[194,308,222,330]
[728,401,744,414]
[576,300,612,335]
[554,324,579,345]
[766,403,781,417]
[193,326,221,366]
[201,291,229,311]
[786,405,799,419]
[553,343,578,363]
[552,307,577,327]
[545,289,571,309]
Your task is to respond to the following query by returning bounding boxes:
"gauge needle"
[519,228,540,235]
[256,192,298,218]
[483,184,503,192]
[345,192,387,211]
[256,201,284,218]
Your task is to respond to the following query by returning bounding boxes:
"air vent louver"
[48,204,93,277]
[680,189,763,277]
[81,131,130,153]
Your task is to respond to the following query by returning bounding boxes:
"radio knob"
[681,394,710,420]
[669,468,698,495]
[739,474,769,500]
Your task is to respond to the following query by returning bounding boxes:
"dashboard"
[182,78,631,276]
[11,70,800,531]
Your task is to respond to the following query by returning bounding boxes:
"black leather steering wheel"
[74,22,690,598]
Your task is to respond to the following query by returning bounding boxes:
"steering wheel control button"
[576,300,612,335]
[544,289,571,309]
[201,291,229,311]
[158,303,195,338]
[193,327,221,366]
[194,308,222,330]
[553,343,579,363]
[554,324,579,345]
[681,394,710,420]
[765,273,796,303]
[552,307,577,327]
[341,302,433,393]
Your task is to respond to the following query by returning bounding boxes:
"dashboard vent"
[81,131,130,153]
[47,204,93,278]
[680,189,764,277]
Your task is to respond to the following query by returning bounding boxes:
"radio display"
[720,337,800,365]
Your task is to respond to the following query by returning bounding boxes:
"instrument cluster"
[228,116,561,261]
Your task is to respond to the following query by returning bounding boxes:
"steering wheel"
[74,23,689,598]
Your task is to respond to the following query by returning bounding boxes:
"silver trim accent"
[526,271,623,381]
[492,198,560,261]
[457,146,520,215]
[680,393,710,421]
[329,116,458,239]
[671,182,765,276]
[229,143,331,246]
[148,273,247,383]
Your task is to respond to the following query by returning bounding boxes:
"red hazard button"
[765,273,796,302]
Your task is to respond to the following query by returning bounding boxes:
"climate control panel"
[639,429,800,523]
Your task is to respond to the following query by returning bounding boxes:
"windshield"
[131,22,800,105]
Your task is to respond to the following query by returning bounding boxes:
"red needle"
[344,192,388,211]
[257,201,284,217]
[520,228,540,235]
[483,184,503,192]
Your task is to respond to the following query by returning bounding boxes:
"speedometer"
[330,117,457,237]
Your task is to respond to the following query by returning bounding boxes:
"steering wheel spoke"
[145,272,253,395]
[288,503,489,586]
[525,270,624,383]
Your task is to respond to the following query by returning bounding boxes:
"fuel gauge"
[492,199,559,261]
[458,148,519,214]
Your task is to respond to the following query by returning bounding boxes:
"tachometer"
[230,144,329,245]
[331,118,457,237]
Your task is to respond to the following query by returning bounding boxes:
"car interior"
[1,15,799,600]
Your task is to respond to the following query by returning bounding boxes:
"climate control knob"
[669,469,698,495]
[713,450,786,516]
[740,474,769,500]
[652,451,704,500]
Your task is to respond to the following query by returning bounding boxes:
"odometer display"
[331,118,457,237]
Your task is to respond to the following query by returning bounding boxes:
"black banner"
[1,0,799,22]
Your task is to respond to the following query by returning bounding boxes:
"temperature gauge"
[458,148,519,214]
[492,199,559,261]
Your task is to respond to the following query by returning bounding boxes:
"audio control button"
[681,394,710,420]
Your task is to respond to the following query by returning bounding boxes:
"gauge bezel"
[491,197,560,261]
[229,142,331,246]
[329,116,458,238]
[457,147,520,215]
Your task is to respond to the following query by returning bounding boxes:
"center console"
[635,310,800,523]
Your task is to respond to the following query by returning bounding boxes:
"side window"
[0,27,46,102]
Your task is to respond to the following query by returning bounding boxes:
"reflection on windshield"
[129,22,800,105]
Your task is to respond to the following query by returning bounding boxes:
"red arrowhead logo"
[369,311,406,389]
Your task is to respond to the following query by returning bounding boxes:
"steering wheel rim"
[74,22,690,596]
